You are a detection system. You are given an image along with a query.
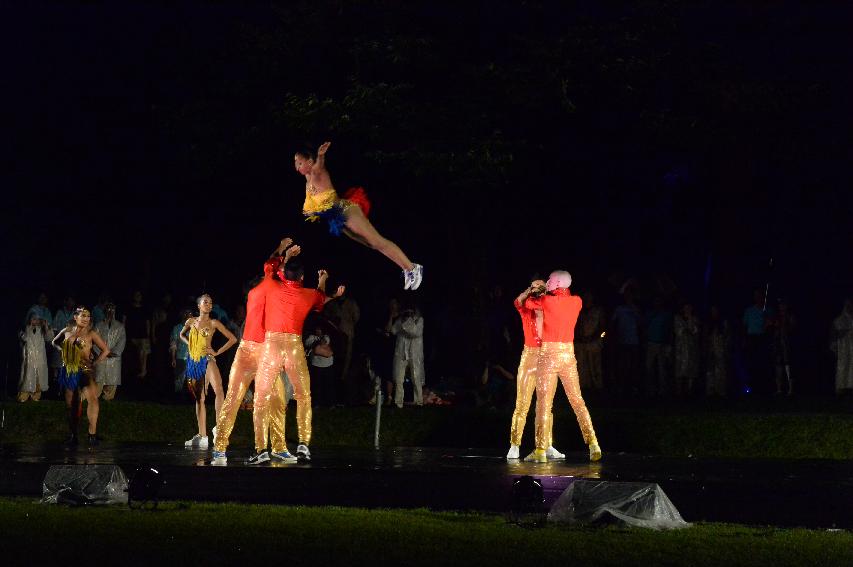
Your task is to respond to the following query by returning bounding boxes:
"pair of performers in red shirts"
[211,239,343,464]
[507,271,602,463]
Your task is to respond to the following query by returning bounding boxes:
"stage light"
[127,466,164,509]
[510,475,545,524]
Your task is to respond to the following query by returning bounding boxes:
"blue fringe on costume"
[185,356,209,381]
[314,204,347,236]
[58,367,82,390]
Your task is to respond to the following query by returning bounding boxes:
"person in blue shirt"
[169,309,194,396]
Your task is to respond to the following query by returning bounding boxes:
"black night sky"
[4,1,853,390]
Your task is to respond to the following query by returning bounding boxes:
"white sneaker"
[210,451,227,466]
[408,264,423,291]
[198,436,209,449]
[546,446,566,460]
[271,450,298,463]
[506,445,520,460]
[296,444,311,461]
[247,451,270,465]
[184,434,201,448]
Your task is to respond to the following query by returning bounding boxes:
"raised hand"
[334,285,346,298]
[285,245,302,260]
[317,269,329,282]
[317,141,331,156]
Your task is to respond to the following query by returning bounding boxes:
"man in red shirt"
[524,270,601,463]
[250,256,344,464]
[211,239,298,466]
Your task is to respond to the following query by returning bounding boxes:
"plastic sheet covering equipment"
[548,480,689,529]
[42,465,128,505]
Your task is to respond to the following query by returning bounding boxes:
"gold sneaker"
[523,449,547,463]
[589,442,602,462]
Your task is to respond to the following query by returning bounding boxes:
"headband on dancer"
[546,270,572,292]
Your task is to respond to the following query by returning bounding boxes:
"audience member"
[703,305,731,397]
[94,302,126,400]
[610,289,642,397]
[123,290,151,379]
[26,292,53,328]
[831,298,853,395]
[644,295,673,397]
[742,288,772,394]
[575,291,605,392]
[18,310,50,402]
[390,300,425,407]
[305,324,336,407]
[673,301,701,397]
[170,308,194,397]
[325,293,361,402]
[768,299,795,396]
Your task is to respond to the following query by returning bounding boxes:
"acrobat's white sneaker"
[409,264,423,291]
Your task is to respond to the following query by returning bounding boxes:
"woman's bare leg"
[196,390,207,437]
[207,362,224,421]
[82,385,99,435]
[344,207,414,271]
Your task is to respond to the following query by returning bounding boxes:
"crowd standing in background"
[13,282,853,410]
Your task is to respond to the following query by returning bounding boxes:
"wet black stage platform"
[1,443,851,528]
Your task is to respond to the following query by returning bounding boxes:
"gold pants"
[253,332,312,452]
[509,345,539,446]
[535,342,596,450]
[214,340,287,452]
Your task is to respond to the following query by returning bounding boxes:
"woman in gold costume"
[179,294,238,449]
[51,307,110,446]
[295,141,423,290]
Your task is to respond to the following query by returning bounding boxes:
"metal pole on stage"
[372,361,382,449]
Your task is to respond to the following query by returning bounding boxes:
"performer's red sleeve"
[524,296,544,311]
[313,290,326,312]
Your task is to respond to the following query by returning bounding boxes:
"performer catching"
[295,141,423,290]
[51,307,110,446]
[250,257,344,464]
[180,294,238,449]
[211,238,299,465]
[524,271,601,463]
[505,280,568,461]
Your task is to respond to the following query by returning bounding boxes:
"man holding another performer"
[211,239,298,465]
[524,270,601,463]
[506,280,566,460]
[249,252,344,464]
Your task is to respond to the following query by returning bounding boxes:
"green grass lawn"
[0,498,850,566]
[2,399,852,459]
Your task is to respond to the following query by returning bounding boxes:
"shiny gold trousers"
[509,346,539,446]
[253,332,312,452]
[534,342,597,450]
[214,340,286,452]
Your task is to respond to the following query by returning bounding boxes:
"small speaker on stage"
[548,480,689,529]
[42,464,128,506]
[127,466,165,509]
